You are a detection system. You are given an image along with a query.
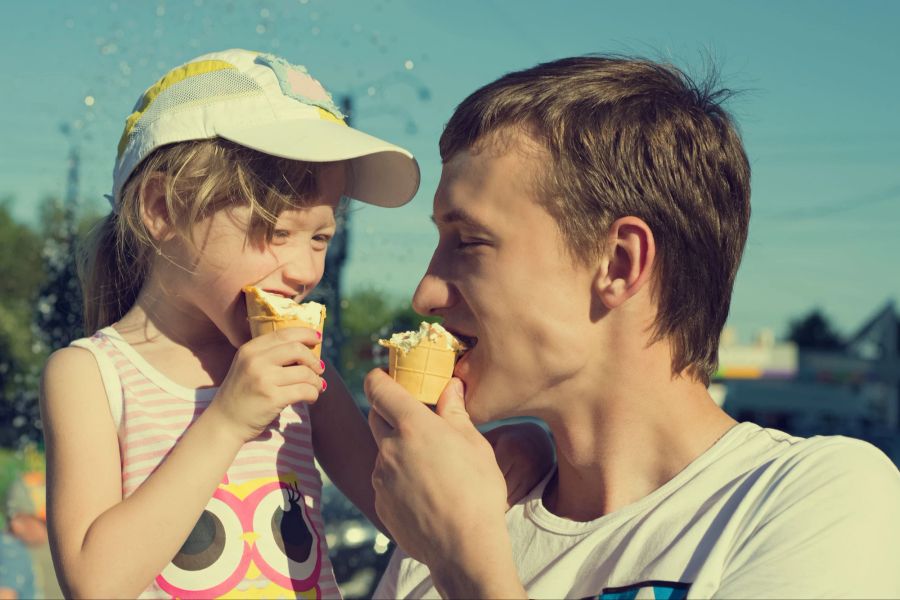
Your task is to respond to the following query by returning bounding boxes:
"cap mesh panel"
[128,69,263,142]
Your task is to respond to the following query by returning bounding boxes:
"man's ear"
[594,216,655,309]
[139,172,175,243]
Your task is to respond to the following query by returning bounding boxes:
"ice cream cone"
[378,322,465,405]
[243,286,326,359]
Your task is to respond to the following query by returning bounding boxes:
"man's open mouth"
[444,326,478,355]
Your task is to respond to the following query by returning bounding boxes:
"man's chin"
[461,385,505,425]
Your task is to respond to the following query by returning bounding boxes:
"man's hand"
[365,369,527,599]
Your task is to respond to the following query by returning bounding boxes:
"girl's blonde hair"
[79,138,333,333]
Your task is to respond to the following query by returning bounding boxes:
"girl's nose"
[282,248,322,291]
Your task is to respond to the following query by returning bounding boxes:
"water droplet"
[256,23,266,34]
[311,26,320,36]
[84,96,95,107]
[260,7,270,18]
[367,86,376,97]
[404,59,414,70]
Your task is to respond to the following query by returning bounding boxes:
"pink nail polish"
[319,360,326,371]
[316,331,322,340]
[321,379,328,391]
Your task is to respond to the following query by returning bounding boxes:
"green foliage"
[0,198,45,307]
[338,288,437,404]
[33,196,90,354]
[0,200,48,447]
[0,196,101,448]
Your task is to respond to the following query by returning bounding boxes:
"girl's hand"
[483,421,556,508]
[209,327,325,443]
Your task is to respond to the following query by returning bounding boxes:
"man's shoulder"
[768,431,896,478]
[745,429,900,511]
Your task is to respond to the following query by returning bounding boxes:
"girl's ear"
[139,172,174,243]
[593,216,656,310]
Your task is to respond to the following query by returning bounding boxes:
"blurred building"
[712,301,900,462]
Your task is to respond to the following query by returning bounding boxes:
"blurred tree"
[0,199,47,447]
[787,309,844,350]
[338,288,437,405]
[33,196,85,355]
[0,197,101,447]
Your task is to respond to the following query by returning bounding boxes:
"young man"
[365,56,900,599]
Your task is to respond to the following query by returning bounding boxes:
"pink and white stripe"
[73,329,340,598]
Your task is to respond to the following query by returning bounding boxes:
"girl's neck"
[114,289,236,389]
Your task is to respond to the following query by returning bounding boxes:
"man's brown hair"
[440,56,751,384]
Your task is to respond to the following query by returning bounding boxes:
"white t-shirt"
[374,422,900,599]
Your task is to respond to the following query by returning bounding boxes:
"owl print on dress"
[155,474,324,599]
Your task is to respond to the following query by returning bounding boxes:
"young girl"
[40,49,552,599]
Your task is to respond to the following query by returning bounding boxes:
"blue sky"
[1,0,898,341]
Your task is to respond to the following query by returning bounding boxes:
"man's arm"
[365,369,527,599]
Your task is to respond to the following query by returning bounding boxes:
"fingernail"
[319,360,326,371]
[321,378,328,391]
[316,331,322,340]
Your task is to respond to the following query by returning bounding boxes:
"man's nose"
[412,272,456,316]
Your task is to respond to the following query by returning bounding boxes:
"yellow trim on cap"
[117,59,236,156]
[318,107,347,125]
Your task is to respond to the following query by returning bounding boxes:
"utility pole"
[35,125,84,352]
[315,95,354,370]
[316,73,429,373]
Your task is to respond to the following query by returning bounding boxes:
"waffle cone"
[386,341,457,405]
[244,288,326,359]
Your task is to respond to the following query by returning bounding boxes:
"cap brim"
[216,119,420,208]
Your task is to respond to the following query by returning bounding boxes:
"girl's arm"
[308,366,385,531]
[310,366,556,533]
[43,327,323,598]
[42,347,245,598]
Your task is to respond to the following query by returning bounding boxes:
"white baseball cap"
[112,48,420,208]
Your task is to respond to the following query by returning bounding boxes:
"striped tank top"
[71,327,341,599]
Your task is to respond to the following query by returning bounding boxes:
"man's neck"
[539,350,737,522]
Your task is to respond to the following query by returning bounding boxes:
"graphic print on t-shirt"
[591,580,690,600]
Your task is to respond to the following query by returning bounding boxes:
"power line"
[756,183,900,221]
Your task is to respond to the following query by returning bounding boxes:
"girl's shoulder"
[41,344,107,403]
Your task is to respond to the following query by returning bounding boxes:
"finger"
[364,368,427,429]
[434,377,476,434]
[368,402,394,447]
[262,340,323,370]
[272,364,323,387]
[278,382,323,405]
[249,325,322,350]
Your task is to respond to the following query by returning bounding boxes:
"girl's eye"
[272,229,291,240]
[313,234,333,244]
